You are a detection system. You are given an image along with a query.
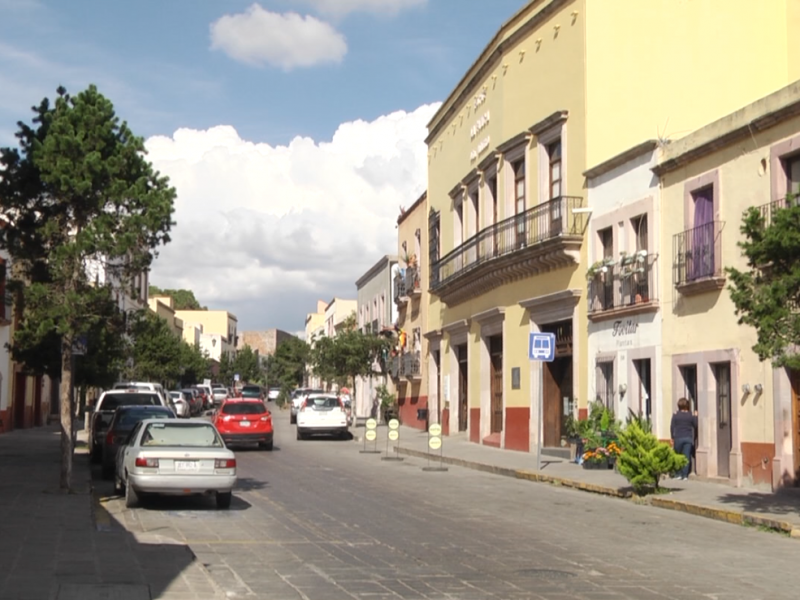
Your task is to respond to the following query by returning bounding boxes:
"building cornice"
[441,319,471,336]
[519,288,581,311]
[583,140,658,180]
[528,110,569,137]
[472,307,505,324]
[653,80,800,176]
[397,191,427,226]
[426,0,570,145]
[355,255,400,289]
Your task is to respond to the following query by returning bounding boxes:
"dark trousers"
[674,437,694,478]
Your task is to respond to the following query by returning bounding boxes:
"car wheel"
[259,441,273,451]
[216,491,232,509]
[113,474,124,496]
[296,429,303,441]
[124,478,139,508]
[101,463,114,480]
[90,443,101,464]
[290,414,296,425]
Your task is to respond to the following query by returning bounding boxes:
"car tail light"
[260,415,271,421]
[223,415,232,422]
[105,431,115,446]
[215,458,236,469]
[135,457,158,468]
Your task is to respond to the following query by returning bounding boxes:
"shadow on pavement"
[714,487,800,516]
[0,425,222,600]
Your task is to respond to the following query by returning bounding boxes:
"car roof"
[138,417,210,425]
[307,393,338,398]
[103,389,159,395]
[117,405,172,410]
[223,397,263,403]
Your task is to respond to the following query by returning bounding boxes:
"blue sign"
[528,332,556,362]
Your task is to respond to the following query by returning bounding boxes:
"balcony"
[402,351,422,380]
[388,355,400,379]
[672,220,726,296]
[757,195,800,228]
[404,266,421,298]
[393,272,408,305]
[430,195,587,306]
[588,253,659,322]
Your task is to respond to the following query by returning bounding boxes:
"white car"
[296,393,350,440]
[115,418,237,510]
[168,391,191,418]
[290,388,323,424]
[267,387,280,401]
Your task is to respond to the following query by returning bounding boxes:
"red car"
[214,399,273,450]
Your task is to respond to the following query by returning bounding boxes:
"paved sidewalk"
[358,422,800,538]
[0,424,225,600]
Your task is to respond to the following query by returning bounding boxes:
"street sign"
[388,430,399,441]
[528,332,556,362]
[429,436,442,450]
[388,419,399,430]
[360,417,381,453]
[234,374,240,382]
[365,430,377,442]
[429,423,442,437]
[366,418,377,430]
[72,335,88,356]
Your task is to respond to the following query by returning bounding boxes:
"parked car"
[114,419,237,509]
[192,385,212,411]
[213,398,273,450]
[101,405,175,479]
[182,388,203,416]
[89,388,167,463]
[267,387,281,401]
[169,391,192,418]
[290,388,323,424]
[114,381,168,405]
[296,393,349,440]
[211,384,228,406]
[240,385,264,401]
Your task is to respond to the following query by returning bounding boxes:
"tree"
[180,340,211,386]
[267,336,309,390]
[310,329,389,400]
[129,311,188,388]
[148,285,206,310]
[233,345,262,384]
[0,85,175,490]
[617,420,687,493]
[727,195,800,369]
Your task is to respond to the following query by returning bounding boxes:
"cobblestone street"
[94,411,800,600]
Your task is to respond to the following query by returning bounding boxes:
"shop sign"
[612,318,638,348]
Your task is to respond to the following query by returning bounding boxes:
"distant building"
[237,329,294,357]
[148,296,184,338]
[174,310,238,362]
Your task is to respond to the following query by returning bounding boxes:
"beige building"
[655,80,800,489]
[324,297,357,338]
[148,296,184,338]
[175,309,238,362]
[238,329,294,357]
[391,193,430,431]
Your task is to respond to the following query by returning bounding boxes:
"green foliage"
[376,384,396,409]
[310,329,390,390]
[625,408,653,434]
[149,285,206,310]
[617,420,687,493]
[129,310,208,388]
[727,194,800,369]
[217,345,263,386]
[266,337,309,390]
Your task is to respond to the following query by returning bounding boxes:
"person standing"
[671,398,698,480]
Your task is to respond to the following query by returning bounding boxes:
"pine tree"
[617,420,687,493]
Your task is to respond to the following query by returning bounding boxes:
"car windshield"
[241,387,261,398]
[169,392,181,399]
[114,409,173,429]
[101,393,160,411]
[307,396,340,410]
[221,402,267,415]
[141,422,223,447]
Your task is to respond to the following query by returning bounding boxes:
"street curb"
[393,446,800,539]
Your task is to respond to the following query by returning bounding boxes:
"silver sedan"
[114,418,237,509]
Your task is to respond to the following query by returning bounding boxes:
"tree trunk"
[59,339,73,491]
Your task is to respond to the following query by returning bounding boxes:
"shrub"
[617,420,687,494]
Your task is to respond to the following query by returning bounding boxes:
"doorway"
[679,364,698,414]
[13,373,26,430]
[489,335,503,434]
[456,344,468,432]
[713,362,732,478]
[633,359,652,420]
[434,349,441,424]
[790,370,800,484]
[541,320,573,447]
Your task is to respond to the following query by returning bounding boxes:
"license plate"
[240,420,251,427]
[175,461,199,472]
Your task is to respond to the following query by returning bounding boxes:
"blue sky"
[0,0,529,332]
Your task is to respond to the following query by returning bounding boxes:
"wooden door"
[791,370,800,483]
[714,363,732,478]
[14,373,26,429]
[434,350,441,424]
[457,345,468,432]
[489,336,503,434]
[543,360,561,447]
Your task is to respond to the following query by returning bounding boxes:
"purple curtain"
[690,195,714,281]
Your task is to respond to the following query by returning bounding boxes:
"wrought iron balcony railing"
[672,220,725,294]
[404,266,421,296]
[393,272,407,304]
[430,195,586,304]
[402,351,421,379]
[588,253,658,319]
[756,195,800,229]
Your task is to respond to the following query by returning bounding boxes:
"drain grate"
[516,568,576,579]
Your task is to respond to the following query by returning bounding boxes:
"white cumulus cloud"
[145,102,441,332]
[300,0,427,18]
[209,4,347,70]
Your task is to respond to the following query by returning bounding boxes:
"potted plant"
[581,446,611,469]
[564,414,581,461]
[376,384,398,424]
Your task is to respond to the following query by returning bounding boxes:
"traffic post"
[529,331,556,471]
[381,418,404,461]
[360,418,381,454]
[422,422,448,472]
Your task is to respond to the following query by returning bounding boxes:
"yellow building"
[655,80,800,489]
[390,193,430,430]
[425,0,798,454]
[148,296,184,338]
[174,309,238,362]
